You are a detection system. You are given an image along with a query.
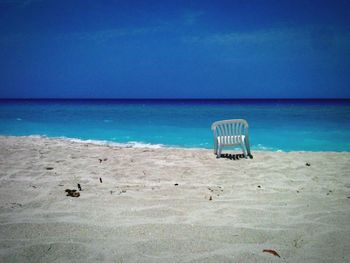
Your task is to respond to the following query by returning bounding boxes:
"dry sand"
[0,136,349,262]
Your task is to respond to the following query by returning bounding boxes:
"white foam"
[27,134,48,139]
[12,135,283,151]
[254,143,285,152]
[56,136,165,149]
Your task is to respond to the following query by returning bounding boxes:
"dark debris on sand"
[65,189,80,197]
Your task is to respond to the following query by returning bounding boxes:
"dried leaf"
[263,249,280,258]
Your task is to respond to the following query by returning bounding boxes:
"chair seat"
[217,135,245,145]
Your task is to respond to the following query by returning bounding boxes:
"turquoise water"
[0,99,350,151]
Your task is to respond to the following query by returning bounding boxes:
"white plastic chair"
[211,119,252,158]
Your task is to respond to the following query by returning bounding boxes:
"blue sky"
[0,0,349,98]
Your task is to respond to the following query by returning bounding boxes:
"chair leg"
[244,137,252,158]
[241,143,247,158]
[217,146,222,158]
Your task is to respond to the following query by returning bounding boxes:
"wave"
[6,134,284,151]
[254,143,284,152]
[26,135,166,149]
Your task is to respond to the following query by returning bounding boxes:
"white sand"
[0,136,350,262]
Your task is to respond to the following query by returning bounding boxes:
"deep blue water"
[1,99,350,151]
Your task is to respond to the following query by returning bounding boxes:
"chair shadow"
[219,153,253,160]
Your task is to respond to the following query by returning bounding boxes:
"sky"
[0,0,349,98]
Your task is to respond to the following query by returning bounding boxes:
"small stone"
[209,196,212,201]
[174,183,179,186]
[46,167,54,170]
[257,185,261,188]
[306,163,311,166]
[99,178,102,183]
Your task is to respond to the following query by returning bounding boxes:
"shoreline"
[2,135,350,153]
[1,136,350,262]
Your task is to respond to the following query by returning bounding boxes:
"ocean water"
[0,99,350,151]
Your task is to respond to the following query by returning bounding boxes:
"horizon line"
[1,98,350,100]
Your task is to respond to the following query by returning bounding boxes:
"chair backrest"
[211,119,248,142]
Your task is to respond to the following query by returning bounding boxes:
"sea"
[1,99,350,152]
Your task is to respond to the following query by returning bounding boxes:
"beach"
[0,135,350,262]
